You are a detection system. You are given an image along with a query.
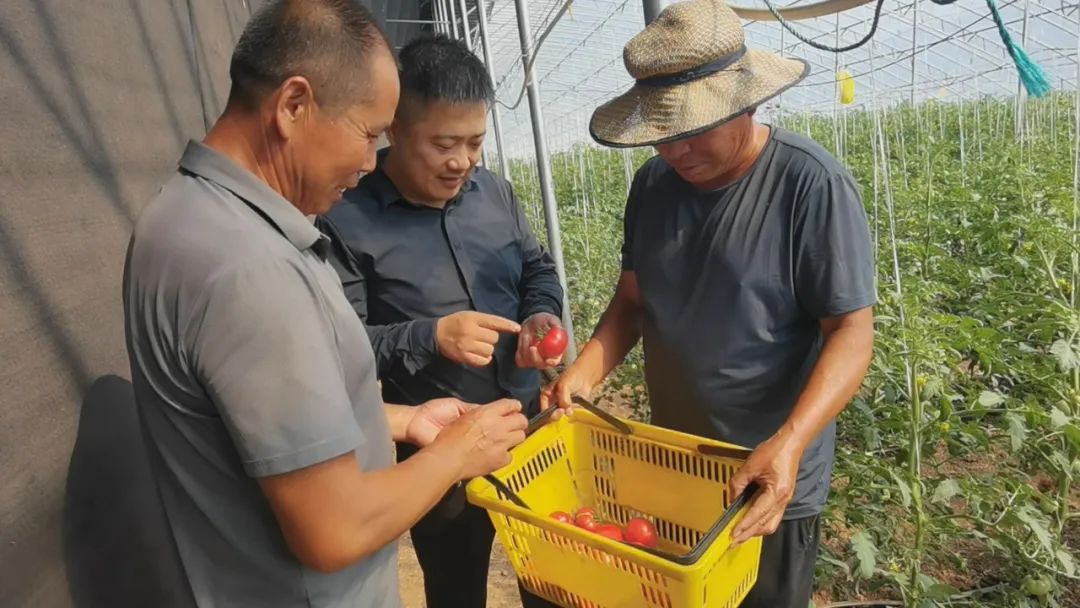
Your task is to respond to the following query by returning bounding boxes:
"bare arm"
[258,446,459,573]
[783,307,875,451]
[730,306,874,544]
[258,400,526,573]
[383,404,414,442]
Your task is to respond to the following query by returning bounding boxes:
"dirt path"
[398,533,522,608]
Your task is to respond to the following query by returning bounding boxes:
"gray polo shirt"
[122,141,399,607]
[622,127,876,519]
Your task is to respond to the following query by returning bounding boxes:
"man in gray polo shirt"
[544,2,875,607]
[122,2,527,607]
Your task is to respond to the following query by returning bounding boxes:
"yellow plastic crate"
[466,409,762,608]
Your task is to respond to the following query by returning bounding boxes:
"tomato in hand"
[537,326,568,359]
[624,517,659,548]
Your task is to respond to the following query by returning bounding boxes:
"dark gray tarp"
[0,1,427,605]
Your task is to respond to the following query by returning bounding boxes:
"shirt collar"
[178,140,326,255]
[367,146,478,210]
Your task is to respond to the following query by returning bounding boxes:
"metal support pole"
[458,0,473,50]
[513,0,577,361]
[1015,0,1031,139]
[476,0,512,180]
[447,0,462,40]
[643,0,671,24]
[909,0,918,106]
[433,0,447,36]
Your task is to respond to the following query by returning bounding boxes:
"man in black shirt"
[546,1,876,606]
[319,35,563,608]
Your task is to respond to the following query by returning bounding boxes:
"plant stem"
[1065,48,1080,536]
[907,361,927,605]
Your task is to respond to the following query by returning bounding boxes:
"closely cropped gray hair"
[228,0,389,111]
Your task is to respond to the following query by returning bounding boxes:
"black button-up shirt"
[318,149,563,410]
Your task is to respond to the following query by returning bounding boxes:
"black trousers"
[739,514,822,608]
[398,441,559,608]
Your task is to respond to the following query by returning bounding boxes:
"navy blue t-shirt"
[622,127,876,518]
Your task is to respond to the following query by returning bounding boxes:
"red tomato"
[624,517,658,548]
[575,513,599,532]
[595,523,624,542]
[537,326,568,359]
[574,507,595,519]
[550,511,573,524]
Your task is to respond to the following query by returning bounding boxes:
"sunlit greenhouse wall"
[457,0,1080,605]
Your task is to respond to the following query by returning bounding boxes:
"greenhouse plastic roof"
[465,0,1079,156]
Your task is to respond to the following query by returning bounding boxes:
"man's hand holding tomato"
[516,312,566,369]
[728,425,804,546]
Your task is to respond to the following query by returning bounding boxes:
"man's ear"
[272,76,316,141]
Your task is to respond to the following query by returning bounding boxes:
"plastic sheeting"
[0,1,425,605]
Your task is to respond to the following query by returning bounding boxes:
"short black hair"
[396,34,494,122]
[228,0,389,111]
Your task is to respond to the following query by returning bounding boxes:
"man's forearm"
[383,404,413,443]
[518,277,564,322]
[781,307,874,451]
[575,284,643,387]
[263,447,462,573]
[366,319,440,376]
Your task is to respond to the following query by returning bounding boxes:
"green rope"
[985,0,1051,97]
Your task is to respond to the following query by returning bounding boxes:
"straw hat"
[589,0,809,148]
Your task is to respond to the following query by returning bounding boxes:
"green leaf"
[1056,548,1076,577]
[1050,407,1070,429]
[938,396,954,420]
[1050,451,1072,475]
[916,572,939,592]
[861,424,881,451]
[851,530,877,579]
[1005,412,1026,451]
[818,553,851,577]
[932,479,962,505]
[926,583,961,599]
[978,390,1005,407]
[1050,339,1079,371]
[1016,507,1054,555]
[1065,424,1080,450]
[923,376,945,399]
[891,470,913,508]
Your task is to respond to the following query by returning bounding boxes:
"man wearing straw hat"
[543,1,876,605]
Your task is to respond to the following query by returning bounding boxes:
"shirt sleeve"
[317,216,439,377]
[792,170,878,319]
[188,258,365,478]
[506,181,564,321]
